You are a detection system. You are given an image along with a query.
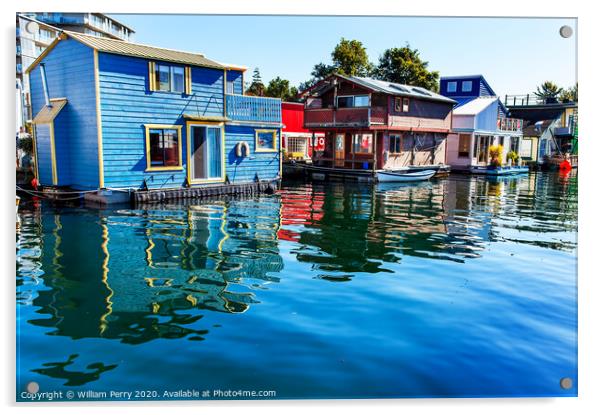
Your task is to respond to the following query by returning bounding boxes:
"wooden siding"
[387,112,452,131]
[225,125,280,183]
[98,52,280,189]
[226,70,244,95]
[474,99,500,132]
[98,52,224,189]
[29,39,99,189]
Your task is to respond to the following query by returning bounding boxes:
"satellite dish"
[25,21,39,34]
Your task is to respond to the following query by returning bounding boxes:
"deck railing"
[504,94,576,106]
[304,107,387,128]
[498,117,523,132]
[226,94,281,123]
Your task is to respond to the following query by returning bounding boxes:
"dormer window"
[447,81,457,93]
[462,80,473,92]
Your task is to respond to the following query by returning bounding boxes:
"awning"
[33,98,68,124]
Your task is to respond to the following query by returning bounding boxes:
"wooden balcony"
[304,107,387,128]
[226,94,281,124]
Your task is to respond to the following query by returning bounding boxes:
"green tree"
[373,44,440,91]
[534,81,563,101]
[331,38,372,76]
[559,83,578,102]
[246,67,265,96]
[265,77,299,101]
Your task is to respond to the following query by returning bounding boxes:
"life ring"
[235,141,250,158]
[559,159,572,170]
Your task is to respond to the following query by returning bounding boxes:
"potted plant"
[506,150,519,166]
[488,144,504,168]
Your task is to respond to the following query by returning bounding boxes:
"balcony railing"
[225,94,281,123]
[498,117,523,132]
[504,94,576,106]
[304,107,387,128]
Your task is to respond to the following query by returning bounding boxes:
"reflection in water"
[32,354,118,387]
[16,171,578,397]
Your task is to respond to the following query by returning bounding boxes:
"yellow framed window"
[148,61,191,94]
[255,129,278,152]
[145,124,183,171]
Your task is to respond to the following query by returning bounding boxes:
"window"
[226,80,235,94]
[462,81,473,92]
[402,97,410,112]
[510,136,520,153]
[256,130,278,152]
[394,97,402,112]
[447,81,457,93]
[458,134,471,158]
[145,125,182,171]
[389,134,402,154]
[337,95,370,108]
[189,124,223,181]
[149,62,190,93]
[352,133,373,154]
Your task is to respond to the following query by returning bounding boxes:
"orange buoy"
[559,160,572,170]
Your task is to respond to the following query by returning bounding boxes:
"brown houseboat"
[299,74,456,180]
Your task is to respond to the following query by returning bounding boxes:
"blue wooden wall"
[225,125,280,183]
[227,70,244,95]
[474,99,500,131]
[29,39,99,189]
[98,52,279,190]
[440,75,496,99]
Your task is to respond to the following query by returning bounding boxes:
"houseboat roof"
[453,96,499,115]
[27,31,246,73]
[342,75,456,104]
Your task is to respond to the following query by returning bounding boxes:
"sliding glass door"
[190,125,223,182]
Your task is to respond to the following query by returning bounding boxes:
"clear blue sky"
[111,14,577,96]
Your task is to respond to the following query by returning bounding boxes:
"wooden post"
[411,131,416,165]
[372,131,377,173]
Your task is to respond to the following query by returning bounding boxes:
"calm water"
[16,172,578,400]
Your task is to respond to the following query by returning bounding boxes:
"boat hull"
[470,166,529,176]
[376,170,436,182]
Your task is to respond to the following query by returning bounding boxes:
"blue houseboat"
[439,75,525,173]
[26,32,282,204]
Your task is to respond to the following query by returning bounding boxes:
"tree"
[246,67,265,96]
[373,44,440,91]
[559,83,578,102]
[534,81,563,101]
[265,77,299,102]
[331,38,372,77]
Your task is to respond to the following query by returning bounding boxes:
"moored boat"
[470,165,529,176]
[376,169,436,182]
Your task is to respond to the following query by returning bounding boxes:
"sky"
[111,14,577,97]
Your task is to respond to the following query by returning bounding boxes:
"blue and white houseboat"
[439,75,526,174]
[26,32,282,204]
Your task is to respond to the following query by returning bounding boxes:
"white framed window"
[461,81,473,92]
[226,80,235,94]
[447,81,457,93]
[402,97,410,112]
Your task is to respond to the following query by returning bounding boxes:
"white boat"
[376,169,436,182]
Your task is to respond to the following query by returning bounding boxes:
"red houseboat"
[282,102,325,161]
[300,74,456,180]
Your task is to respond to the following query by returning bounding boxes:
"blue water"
[16,172,578,400]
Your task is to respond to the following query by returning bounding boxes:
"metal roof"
[339,75,456,104]
[453,96,499,115]
[33,98,68,124]
[66,31,229,69]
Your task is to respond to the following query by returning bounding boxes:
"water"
[16,172,578,400]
